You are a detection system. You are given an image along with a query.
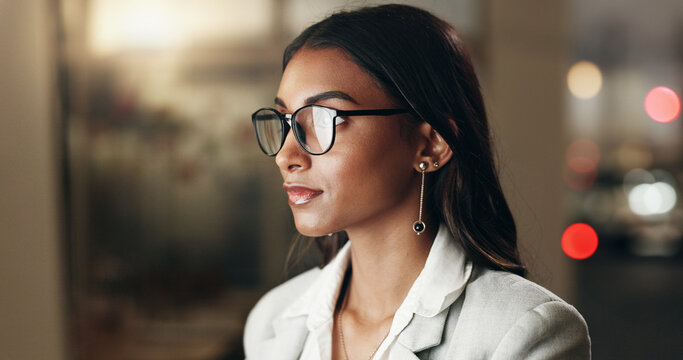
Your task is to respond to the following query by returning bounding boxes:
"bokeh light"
[628,182,677,216]
[567,61,603,99]
[563,139,599,191]
[615,142,653,170]
[565,139,600,173]
[563,165,597,191]
[644,86,681,123]
[89,0,178,53]
[562,223,599,260]
[623,168,656,189]
[88,0,273,55]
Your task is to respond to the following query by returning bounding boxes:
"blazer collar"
[257,312,449,360]
[261,223,471,359]
[397,223,472,319]
[395,306,451,354]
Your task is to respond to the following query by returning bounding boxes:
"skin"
[274,47,453,359]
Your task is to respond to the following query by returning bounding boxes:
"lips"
[283,184,323,206]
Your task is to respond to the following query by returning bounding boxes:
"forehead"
[277,47,395,109]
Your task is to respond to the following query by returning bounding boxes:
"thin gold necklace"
[337,285,391,360]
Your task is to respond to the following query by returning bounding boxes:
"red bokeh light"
[563,165,597,191]
[563,139,600,191]
[644,86,681,123]
[562,223,598,260]
[565,139,600,173]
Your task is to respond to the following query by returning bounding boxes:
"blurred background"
[1,0,681,359]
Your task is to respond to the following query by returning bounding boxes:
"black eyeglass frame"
[251,104,413,156]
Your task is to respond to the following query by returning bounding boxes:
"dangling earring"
[413,161,428,235]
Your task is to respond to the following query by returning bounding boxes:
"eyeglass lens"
[253,109,283,155]
[253,106,336,155]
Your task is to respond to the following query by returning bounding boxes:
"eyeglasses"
[251,104,412,156]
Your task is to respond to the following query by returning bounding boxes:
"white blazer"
[244,226,591,359]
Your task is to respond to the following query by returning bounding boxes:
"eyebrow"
[274,90,359,110]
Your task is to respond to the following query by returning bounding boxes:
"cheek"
[326,130,415,209]
[290,122,416,235]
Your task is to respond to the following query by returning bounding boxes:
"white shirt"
[280,223,473,360]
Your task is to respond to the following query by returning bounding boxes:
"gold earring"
[413,161,428,235]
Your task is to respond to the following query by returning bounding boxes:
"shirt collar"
[280,223,472,329]
[399,223,472,318]
[281,239,351,329]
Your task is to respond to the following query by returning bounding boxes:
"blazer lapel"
[254,310,447,360]
[389,343,423,360]
[392,306,449,359]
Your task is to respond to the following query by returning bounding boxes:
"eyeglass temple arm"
[335,108,412,116]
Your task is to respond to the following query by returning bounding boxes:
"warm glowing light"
[567,61,603,99]
[88,0,273,55]
[562,223,598,260]
[644,86,681,123]
[616,143,653,170]
[89,0,178,54]
[628,182,677,216]
[565,139,600,173]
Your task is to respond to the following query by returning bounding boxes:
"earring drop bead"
[413,221,426,235]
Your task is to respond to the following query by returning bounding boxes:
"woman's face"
[275,47,420,236]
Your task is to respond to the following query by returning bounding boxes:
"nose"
[275,128,310,173]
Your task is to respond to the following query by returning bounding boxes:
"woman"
[244,4,590,360]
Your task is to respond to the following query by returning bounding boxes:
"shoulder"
[243,267,321,355]
[450,266,591,359]
[464,265,567,313]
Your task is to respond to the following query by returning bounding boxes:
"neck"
[342,217,437,323]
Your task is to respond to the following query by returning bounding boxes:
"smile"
[283,185,323,206]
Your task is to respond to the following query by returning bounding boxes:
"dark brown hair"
[283,4,526,277]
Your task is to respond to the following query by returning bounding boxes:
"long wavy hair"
[283,4,526,277]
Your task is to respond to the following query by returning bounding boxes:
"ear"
[413,122,453,172]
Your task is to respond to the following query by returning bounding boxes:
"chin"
[293,217,337,237]
[295,225,329,237]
